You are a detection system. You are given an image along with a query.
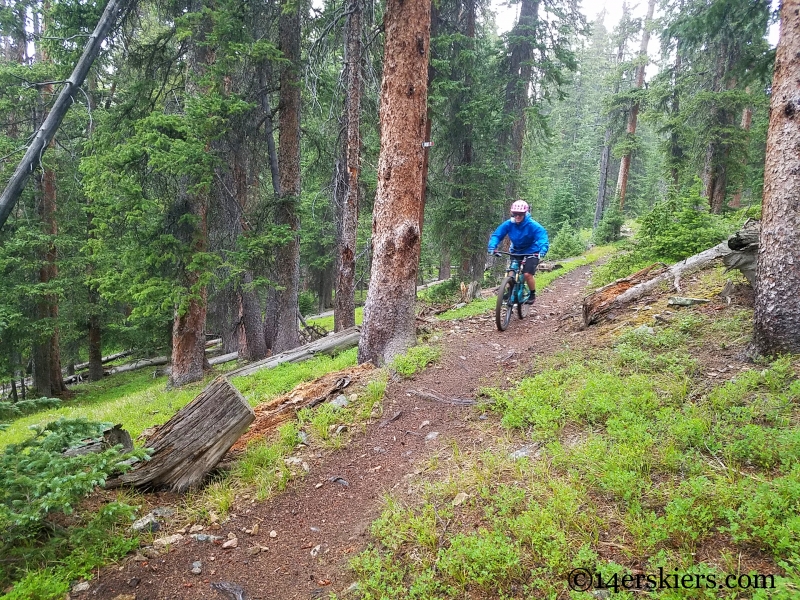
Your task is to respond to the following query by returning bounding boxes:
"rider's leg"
[524,272,536,294]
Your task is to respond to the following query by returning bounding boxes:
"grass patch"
[232,347,358,405]
[307,306,364,331]
[390,345,441,378]
[438,244,616,321]
[350,300,800,598]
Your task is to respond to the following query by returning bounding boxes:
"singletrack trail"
[87,263,595,600]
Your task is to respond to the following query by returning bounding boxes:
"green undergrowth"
[307,306,364,331]
[350,303,800,599]
[390,344,441,378]
[438,244,616,321]
[231,347,358,405]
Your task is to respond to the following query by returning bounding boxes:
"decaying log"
[106,377,254,492]
[722,218,760,286]
[226,326,360,378]
[63,424,134,457]
[583,241,731,326]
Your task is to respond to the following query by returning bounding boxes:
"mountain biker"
[487,200,549,304]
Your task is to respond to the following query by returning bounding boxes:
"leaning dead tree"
[583,241,732,326]
[0,0,133,230]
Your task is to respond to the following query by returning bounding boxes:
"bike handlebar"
[491,251,540,258]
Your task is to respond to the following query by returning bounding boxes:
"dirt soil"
[74,264,744,600]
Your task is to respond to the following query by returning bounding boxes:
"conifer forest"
[0,0,789,394]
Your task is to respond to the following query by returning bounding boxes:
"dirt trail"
[84,264,595,600]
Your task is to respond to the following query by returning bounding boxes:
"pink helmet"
[510,200,529,214]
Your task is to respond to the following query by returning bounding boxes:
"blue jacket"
[488,215,549,256]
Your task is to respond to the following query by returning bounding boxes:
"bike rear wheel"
[496,276,515,331]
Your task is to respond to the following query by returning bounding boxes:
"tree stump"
[107,377,254,492]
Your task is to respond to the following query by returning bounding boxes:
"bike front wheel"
[496,276,515,331]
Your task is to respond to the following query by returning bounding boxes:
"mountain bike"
[492,251,536,331]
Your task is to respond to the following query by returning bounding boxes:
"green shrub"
[547,221,585,260]
[390,345,441,377]
[637,182,730,262]
[0,419,143,546]
[298,290,317,316]
[0,397,61,424]
[593,205,625,244]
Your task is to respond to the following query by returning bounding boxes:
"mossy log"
[106,377,254,492]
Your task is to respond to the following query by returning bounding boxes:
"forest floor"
[73,260,766,600]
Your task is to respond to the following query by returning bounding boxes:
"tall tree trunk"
[729,102,753,209]
[594,128,612,227]
[752,0,800,355]
[615,0,655,209]
[334,0,363,332]
[268,0,302,353]
[169,4,211,387]
[669,50,683,188]
[501,0,538,197]
[357,0,430,366]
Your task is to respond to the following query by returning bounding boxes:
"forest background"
[0,0,775,395]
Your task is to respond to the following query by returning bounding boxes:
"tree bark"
[334,0,363,333]
[752,0,800,355]
[357,0,430,366]
[0,0,132,230]
[615,0,655,209]
[729,103,753,209]
[169,4,211,388]
[106,377,254,492]
[268,0,302,353]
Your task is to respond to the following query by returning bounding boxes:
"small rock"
[453,302,466,309]
[227,531,237,540]
[190,533,222,543]
[209,512,220,524]
[310,526,320,532]
[479,414,488,420]
[509,445,541,460]
[310,544,322,557]
[176,526,188,534]
[335,425,348,435]
[127,577,140,587]
[189,524,204,533]
[298,431,309,444]
[373,446,386,454]
[141,547,161,559]
[209,523,222,531]
[152,533,184,549]
[348,393,358,403]
[131,514,160,533]
[190,560,202,575]
[425,431,440,441]
[284,456,303,466]
[151,506,176,518]
[250,524,259,536]
[592,589,611,600]
[247,546,262,556]
[633,325,655,335]
[315,482,323,489]
[222,537,238,549]
[72,581,90,593]
[419,420,430,429]
[330,394,349,409]
[452,492,469,506]
[270,530,278,538]
[329,476,349,487]
[110,595,136,600]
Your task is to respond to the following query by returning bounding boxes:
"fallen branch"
[227,326,360,378]
[582,241,731,326]
[406,387,475,406]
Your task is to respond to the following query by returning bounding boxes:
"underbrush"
[349,292,800,598]
[591,185,756,287]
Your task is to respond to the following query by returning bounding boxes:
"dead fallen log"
[583,241,731,326]
[63,424,134,457]
[72,350,133,373]
[722,218,760,286]
[226,326,361,379]
[106,377,254,492]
